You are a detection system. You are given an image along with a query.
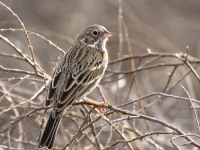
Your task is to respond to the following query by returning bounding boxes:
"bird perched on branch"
[38,24,113,149]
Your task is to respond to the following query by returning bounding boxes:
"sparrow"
[38,24,113,149]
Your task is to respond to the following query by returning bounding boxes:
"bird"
[38,24,113,149]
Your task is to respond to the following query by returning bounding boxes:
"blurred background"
[0,0,200,150]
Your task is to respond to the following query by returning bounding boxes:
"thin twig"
[181,85,200,132]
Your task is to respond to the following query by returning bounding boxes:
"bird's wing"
[55,65,105,112]
[46,44,107,116]
[45,55,65,106]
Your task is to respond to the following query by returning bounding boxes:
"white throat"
[81,37,108,51]
[102,38,108,50]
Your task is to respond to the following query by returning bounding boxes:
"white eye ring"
[92,30,98,36]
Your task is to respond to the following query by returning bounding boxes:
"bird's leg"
[84,97,108,115]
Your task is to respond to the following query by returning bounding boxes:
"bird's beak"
[103,31,114,38]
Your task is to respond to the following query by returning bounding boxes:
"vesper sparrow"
[39,24,113,149]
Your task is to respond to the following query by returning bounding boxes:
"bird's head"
[76,24,114,48]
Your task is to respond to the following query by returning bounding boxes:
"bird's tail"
[39,112,62,149]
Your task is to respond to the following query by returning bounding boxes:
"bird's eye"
[92,30,98,36]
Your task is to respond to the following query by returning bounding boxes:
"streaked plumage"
[39,24,113,149]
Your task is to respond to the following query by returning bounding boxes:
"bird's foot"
[84,97,109,116]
